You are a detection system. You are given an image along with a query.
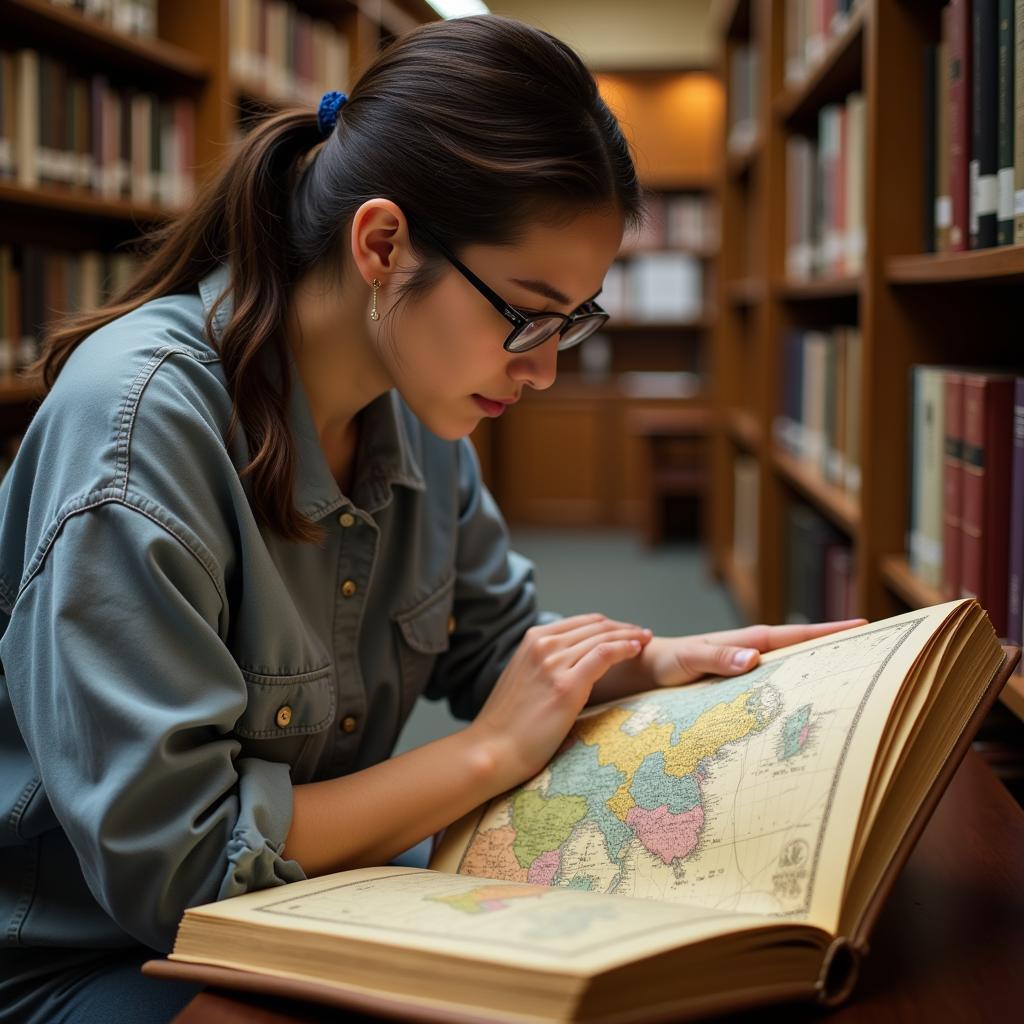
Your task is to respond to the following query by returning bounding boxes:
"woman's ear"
[350,198,412,286]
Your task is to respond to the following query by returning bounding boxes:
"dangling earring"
[370,278,381,321]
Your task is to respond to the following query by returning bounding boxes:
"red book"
[960,372,1015,635]
[949,0,972,252]
[943,372,965,599]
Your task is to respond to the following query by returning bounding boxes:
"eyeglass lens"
[507,314,605,353]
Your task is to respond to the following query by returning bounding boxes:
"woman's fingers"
[556,619,652,649]
[566,639,645,687]
[563,628,651,669]
[700,618,867,653]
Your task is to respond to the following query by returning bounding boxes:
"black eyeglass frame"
[415,223,610,353]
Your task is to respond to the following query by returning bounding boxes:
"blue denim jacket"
[0,262,556,955]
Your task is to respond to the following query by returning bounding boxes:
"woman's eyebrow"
[509,278,603,306]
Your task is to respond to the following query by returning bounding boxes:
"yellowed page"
[432,601,972,936]
[172,865,783,976]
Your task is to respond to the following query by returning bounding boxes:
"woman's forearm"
[281,726,505,877]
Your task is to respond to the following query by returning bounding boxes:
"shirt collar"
[197,262,425,521]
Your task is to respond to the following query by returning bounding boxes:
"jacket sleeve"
[0,497,306,952]
[423,437,562,721]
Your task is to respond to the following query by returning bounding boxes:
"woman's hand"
[642,618,868,689]
[467,613,653,794]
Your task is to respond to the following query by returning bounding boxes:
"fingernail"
[630,640,642,650]
[732,649,756,668]
[642,628,653,636]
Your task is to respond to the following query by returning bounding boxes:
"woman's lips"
[472,394,509,416]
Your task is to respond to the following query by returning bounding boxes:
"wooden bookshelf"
[0,0,440,439]
[710,0,1024,728]
[776,274,862,300]
[2,0,211,88]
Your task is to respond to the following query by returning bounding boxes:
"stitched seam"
[112,346,220,497]
[239,666,332,685]
[5,839,38,944]
[6,776,40,838]
[18,494,227,610]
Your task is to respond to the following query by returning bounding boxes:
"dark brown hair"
[32,14,649,544]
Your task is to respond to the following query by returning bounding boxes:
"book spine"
[924,44,938,252]
[909,366,923,573]
[922,368,947,590]
[961,374,1014,635]
[938,9,954,250]
[1008,378,1024,646]
[973,0,999,248]
[943,372,965,599]
[998,0,1016,242]
[951,0,974,250]
[1017,0,1024,242]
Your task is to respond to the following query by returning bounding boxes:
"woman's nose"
[508,336,559,391]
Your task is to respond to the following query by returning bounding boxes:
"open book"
[145,599,1019,1022]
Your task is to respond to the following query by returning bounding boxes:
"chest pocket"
[233,665,335,783]
[392,573,455,719]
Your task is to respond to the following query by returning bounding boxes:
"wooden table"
[171,748,1024,1022]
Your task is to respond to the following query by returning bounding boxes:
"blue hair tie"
[317,91,348,137]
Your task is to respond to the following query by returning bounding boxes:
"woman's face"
[378,207,625,441]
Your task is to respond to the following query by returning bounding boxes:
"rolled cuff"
[217,758,307,900]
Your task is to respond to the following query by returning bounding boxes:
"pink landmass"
[798,724,810,748]
[626,804,704,863]
[527,848,561,885]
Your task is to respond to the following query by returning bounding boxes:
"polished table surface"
[171,748,1024,1023]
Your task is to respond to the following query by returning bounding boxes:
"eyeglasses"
[415,223,610,353]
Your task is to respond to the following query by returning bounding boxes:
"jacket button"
[341,579,357,598]
[275,706,293,728]
[338,512,356,528]
[341,715,358,733]
[447,615,456,635]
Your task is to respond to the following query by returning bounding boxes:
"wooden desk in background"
[171,749,1024,1023]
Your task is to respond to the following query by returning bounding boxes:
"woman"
[0,14,859,1022]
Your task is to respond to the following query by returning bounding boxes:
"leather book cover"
[971,0,999,248]
[950,0,973,251]
[961,373,1015,635]
[943,371,965,599]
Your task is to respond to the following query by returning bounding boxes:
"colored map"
[454,620,921,918]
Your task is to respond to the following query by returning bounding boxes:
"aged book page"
[432,601,977,936]
[170,864,791,977]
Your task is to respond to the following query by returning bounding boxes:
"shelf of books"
[0,0,439,481]
[710,0,1024,725]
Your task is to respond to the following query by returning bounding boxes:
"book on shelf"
[1016,0,1024,242]
[621,193,718,253]
[929,0,1024,251]
[783,0,863,87]
[909,366,1023,638]
[48,0,158,39]
[774,326,862,495]
[785,93,865,279]
[0,244,138,374]
[972,0,999,248]
[599,255,704,323]
[1009,378,1024,644]
[229,0,350,106]
[727,43,758,154]
[732,452,759,573]
[0,49,195,209]
[784,500,856,623]
[145,600,1018,1023]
